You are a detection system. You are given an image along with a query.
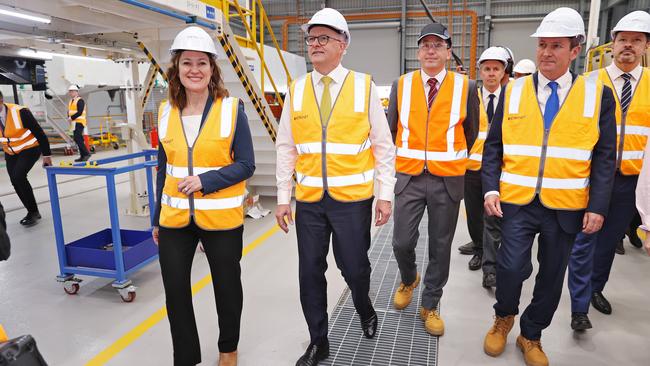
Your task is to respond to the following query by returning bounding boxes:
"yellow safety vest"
[68,97,87,126]
[395,70,469,176]
[290,71,374,203]
[467,88,490,171]
[595,67,650,175]
[500,74,603,210]
[158,97,246,230]
[0,103,39,155]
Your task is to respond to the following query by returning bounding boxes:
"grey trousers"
[392,173,461,310]
[482,214,502,275]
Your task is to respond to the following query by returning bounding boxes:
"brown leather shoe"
[218,351,237,366]
[393,273,420,310]
[516,335,548,366]
[484,315,515,357]
[419,307,444,336]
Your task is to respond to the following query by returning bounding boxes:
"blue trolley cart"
[46,150,159,302]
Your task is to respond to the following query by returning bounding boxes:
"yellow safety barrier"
[0,324,8,342]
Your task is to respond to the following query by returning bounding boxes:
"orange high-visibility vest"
[158,97,246,230]
[500,74,603,210]
[595,67,650,175]
[467,88,490,171]
[289,71,374,203]
[395,70,469,176]
[68,97,87,126]
[0,103,39,155]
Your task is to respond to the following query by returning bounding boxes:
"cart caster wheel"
[89,146,95,153]
[120,291,136,302]
[63,282,80,295]
[112,142,119,150]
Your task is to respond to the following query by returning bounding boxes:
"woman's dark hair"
[167,51,228,109]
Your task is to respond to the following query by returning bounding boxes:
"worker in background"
[275,8,395,366]
[567,10,650,328]
[462,47,509,287]
[388,22,479,336]
[636,138,650,256]
[0,201,10,261]
[67,85,90,162]
[0,91,52,226]
[615,213,643,254]
[152,26,255,366]
[481,7,616,366]
[513,59,536,79]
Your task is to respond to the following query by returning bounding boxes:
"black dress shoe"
[615,239,625,255]
[482,272,496,288]
[571,312,593,331]
[468,253,482,271]
[627,229,643,248]
[591,291,612,315]
[296,340,329,366]
[19,212,41,226]
[361,311,378,339]
[458,241,475,255]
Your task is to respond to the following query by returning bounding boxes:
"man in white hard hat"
[275,8,396,366]
[387,22,479,337]
[67,84,90,162]
[462,47,509,287]
[567,10,650,328]
[513,59,536,79]
[481,7,616,366]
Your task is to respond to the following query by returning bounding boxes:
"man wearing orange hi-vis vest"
[387,22,479,337]
[274,8,396,366]
[567,10,650,329]
[481,8,617,366]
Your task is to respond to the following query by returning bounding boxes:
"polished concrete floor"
[1,150,649,365]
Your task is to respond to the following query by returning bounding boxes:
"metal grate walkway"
[323,214,439,366]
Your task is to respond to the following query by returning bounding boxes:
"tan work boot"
[419,307,444,336]
[516,335,549,366]
[218,351,237,366]
[484,315,515,357]
[393,273,421,310]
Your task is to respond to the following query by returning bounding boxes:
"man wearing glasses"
[275,8,396,366]
[387,22,479,336]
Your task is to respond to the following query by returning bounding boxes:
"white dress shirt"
[606,63,642,100]
[421,68,447,101]
[276,63,396,204]
[637,139,650,231]
[481,85,502,115]
[181,115,201,146]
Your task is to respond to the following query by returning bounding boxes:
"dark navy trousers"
[494,198,575,340]
[296,192,374,345]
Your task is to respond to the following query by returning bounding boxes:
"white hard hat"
[513,59,536,74]
[477,47,509,67]
[611,11,650,39]
[169,26,218,57]
[68,85,79,91]
[301,8,351,47]
[531,7,586,43]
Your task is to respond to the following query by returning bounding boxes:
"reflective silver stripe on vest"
[158,102,172,139]
[618,125,650,136]
[0,129,31,143]
[477,131,487,140]
[166,164,221,178]
[621,150,645,160]
[10,105,21,129]
[503,144,592,161]
[354,72,366,113]
[161,193,244,210]
[500,172,589,189]
[292,76,307,112]
[297,169,375,188]
[396,147,468,161]
[296,138,372,155]
[447,73,464,152]
[469,153,482,162]
[508,76,527,115]
[7,137,37,153]
[220,97,234,138]
[398,71,415,149]
[583,72,599,118]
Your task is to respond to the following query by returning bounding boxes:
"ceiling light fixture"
[0,6,51,24]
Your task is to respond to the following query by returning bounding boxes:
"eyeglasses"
[305,35,344,46]
[419,42,448,51]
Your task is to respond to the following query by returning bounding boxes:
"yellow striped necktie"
[320,76,333,123]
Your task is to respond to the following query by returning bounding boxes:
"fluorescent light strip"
[0,8,51,24]
[18,49,108,61]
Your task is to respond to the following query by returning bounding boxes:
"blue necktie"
[544,81,559,130]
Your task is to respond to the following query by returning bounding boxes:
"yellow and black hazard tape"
[218,34,278,142]
[141,66,159,109]
[137,41,168,83]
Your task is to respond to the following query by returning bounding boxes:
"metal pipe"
[586,0,602,50]
[118,0,217,30]
[484,0,492,48]
[347,22,401,30]
[400,0,407,74]
[490,17,545,23]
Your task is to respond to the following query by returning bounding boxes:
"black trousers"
[158,222,243,366]
[73,122,89,157]
[5,147,41,213]
[464,169,484,253]
[296,192,374,345]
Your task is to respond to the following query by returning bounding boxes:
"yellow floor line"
[85,224,281,366]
